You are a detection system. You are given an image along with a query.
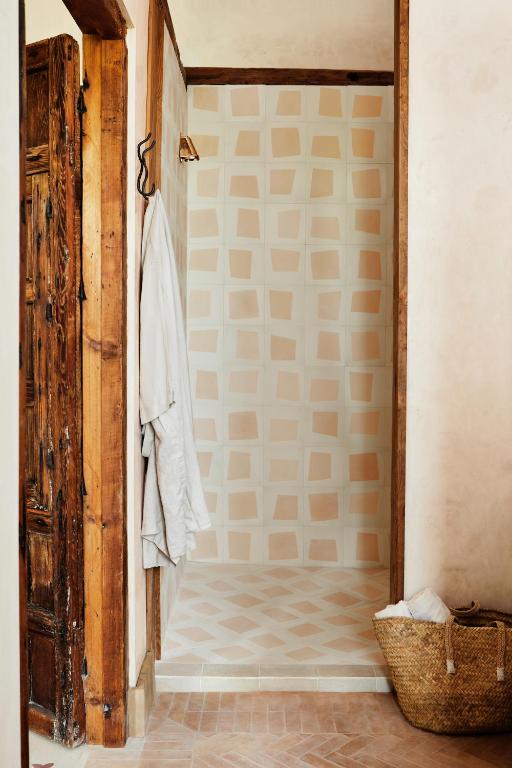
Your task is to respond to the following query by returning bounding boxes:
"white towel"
[407,587,451,623]
[374,600,413,620]
[374,588,451,623]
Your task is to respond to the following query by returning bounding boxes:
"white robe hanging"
[140,190,210,568]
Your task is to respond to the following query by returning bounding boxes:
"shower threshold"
[156,661,392,693]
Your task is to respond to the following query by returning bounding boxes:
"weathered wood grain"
[100,37,128,747]
[26,144,49,175]
[62,0,126,39]
[82,34,128,748]
[82,33,104,746]
[390,0,409,603]
[24,34,84,746]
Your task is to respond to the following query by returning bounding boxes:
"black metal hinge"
[77,89,87,115]
[78,276,87,302]
[77,72,90,115]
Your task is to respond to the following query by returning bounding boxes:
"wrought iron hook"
[137,132,156,200]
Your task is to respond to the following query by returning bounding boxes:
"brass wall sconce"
[179,135,200,162]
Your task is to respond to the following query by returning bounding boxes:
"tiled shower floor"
[161,563,388,667]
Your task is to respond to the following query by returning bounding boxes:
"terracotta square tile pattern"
[85,691,512,768]
[188,85,393,566]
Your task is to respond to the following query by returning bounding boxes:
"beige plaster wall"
[25,0,82,49]
[405,0,512,611]
[170,0,394,70]
[0,2,21,766]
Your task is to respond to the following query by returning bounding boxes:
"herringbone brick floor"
[86,692,512,767]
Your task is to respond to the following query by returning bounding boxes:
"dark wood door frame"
[64,0,128,747]
[59,4,128,746]
[144,0,165,662]
[390,0,409,603]
[81,32,128,747]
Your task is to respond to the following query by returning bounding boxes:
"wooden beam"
[144,0,165,661]
[146,0,164,193]
[82,35,103,745]
[390,0,409,603]
[185,67,394,87]
[61,0,126,39]
[82,34,128,747]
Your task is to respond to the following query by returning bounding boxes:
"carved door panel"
[24,35,84,746]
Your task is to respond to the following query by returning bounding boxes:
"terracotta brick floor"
[86,692,512,767]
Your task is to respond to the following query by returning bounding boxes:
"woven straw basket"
[373,602,512,734]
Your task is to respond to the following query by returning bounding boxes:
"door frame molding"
[144,0,165,662]
[64,2,129,747]
[390,0,409,603]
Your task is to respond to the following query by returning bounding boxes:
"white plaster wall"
[0,2,21,766]
[406,0,512,611]
[170,0,393,70]
[25,0,82,50]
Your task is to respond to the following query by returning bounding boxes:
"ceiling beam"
[185,67,394,87]
[62,0,126,39]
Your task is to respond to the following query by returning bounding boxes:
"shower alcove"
[154,31,395,693]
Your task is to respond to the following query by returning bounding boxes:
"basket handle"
[444,615,506,681]
[451,600,481,617]
[494,621,506,682]
[445,615,456,674]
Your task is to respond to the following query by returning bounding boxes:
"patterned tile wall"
[161,30,188,301]
[186,84,393,567]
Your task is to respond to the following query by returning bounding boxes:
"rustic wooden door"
[24,34,85,747]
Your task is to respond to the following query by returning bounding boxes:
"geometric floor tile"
[161,563,389,666]
[85,692,512,768]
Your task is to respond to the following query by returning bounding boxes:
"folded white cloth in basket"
[374,600,412,619]
[374,587,451,623]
